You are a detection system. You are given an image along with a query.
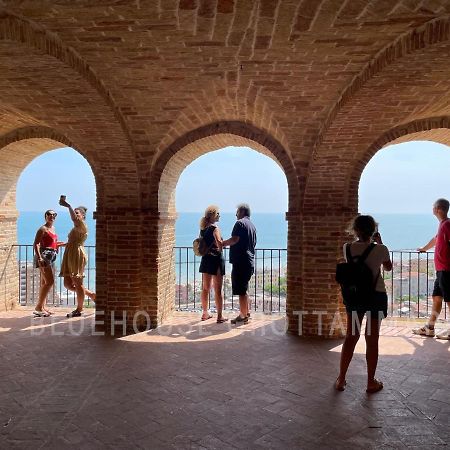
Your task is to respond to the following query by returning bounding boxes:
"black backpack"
[335,243,378,308]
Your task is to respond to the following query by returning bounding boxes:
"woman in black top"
[199,205,227,323]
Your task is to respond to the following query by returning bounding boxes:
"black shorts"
[432,271,450,302]
[231,264,254,296]
[199,254,225,276]
[345,291,388,319]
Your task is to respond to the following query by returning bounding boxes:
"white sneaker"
[412,325,435,337]
[436,329,450,340]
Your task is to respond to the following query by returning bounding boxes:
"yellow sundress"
[59,220,88,278]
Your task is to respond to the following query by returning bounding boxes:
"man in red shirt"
[413,198,450,339]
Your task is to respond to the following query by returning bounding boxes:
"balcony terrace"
[1,308,449,448]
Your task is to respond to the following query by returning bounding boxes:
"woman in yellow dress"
[59,197,95,317]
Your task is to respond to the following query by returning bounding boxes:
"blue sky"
[16,141,450,214]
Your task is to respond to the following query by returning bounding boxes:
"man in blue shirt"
[223,203,257,324]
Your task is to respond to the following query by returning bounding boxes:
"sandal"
[334,378,346,391]
[66,310,82,318]
[216,317,229,324]
[201,314,213,321]
[366,379,383,394]
[33,310,50,318]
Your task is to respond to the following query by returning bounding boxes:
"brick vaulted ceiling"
[0,0,449,198]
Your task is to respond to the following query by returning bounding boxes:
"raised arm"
[59,198,80,225]
[418,236,436,253]
[373,232,392,271]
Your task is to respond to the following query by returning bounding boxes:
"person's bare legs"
[428,296,443,328]
[201,273,212,319]
[239,294,249,318]
[336,311,364,390]
[213,270,225,321]
[72,277,85,312]
[64,276,84,312]
[36,266,54,312]
[365,313,382,391]
[84,287,96,301]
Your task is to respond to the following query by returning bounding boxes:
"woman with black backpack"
[198,205,228,323]
[335,215,392,393]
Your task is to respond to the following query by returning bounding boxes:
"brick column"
[0,209,19,311]
[285,210,304,335]
[94,208,149,335]
[298,208,355,338]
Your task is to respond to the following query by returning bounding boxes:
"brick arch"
[347,116,450,210]
[0,10,133,150]
[147,121,302,327]
[0,126,102,204]
[0,126,100,312]
[314,15,450,153]
[151,121,298,214]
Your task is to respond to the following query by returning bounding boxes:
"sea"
[17,211,439,250]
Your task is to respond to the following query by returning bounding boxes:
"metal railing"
[174,247,287,313]
[385,250,447,319]
[14,244,95,307]
[12,244,447,319]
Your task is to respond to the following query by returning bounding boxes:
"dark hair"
[75,206,88,219]
[237,203,251,217]
[44,210,57,219]
[349,215,377,240]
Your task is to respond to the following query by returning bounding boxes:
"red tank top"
[41,230,58,249]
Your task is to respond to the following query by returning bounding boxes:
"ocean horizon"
[17,211,439,251]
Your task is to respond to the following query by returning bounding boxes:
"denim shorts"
[34,248,57,268]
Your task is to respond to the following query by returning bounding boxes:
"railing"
[385,250,447,319]
[13,244,96,307]
[174,247,287,313]
[11,244,447,319]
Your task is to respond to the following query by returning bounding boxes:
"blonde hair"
[200,205,219,230]
[75,206,88,219]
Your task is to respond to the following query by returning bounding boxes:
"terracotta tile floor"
[1,308,450,449]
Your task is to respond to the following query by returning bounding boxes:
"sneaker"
[412,325,435,337]
[66,310,82,318]
[436,329,450,340]
[33,310,50,318]
[231,315,248,325]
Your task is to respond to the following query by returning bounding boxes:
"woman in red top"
[33,210,65,317]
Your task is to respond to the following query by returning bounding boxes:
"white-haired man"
[413,198,450,339]
[223,203,257,325]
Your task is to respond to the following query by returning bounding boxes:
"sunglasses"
[46,213,57,218]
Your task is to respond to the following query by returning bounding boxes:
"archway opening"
[0,141,96,311]
[359,139,450,320]
[174,146,288,316]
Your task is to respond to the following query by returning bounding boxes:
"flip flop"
[201,315,213,321]
[366,379,383,394]
[335,378,346,391]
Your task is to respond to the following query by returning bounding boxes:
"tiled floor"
[1,308,450,449]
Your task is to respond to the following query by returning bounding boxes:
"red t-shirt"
[435,219,450,271]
